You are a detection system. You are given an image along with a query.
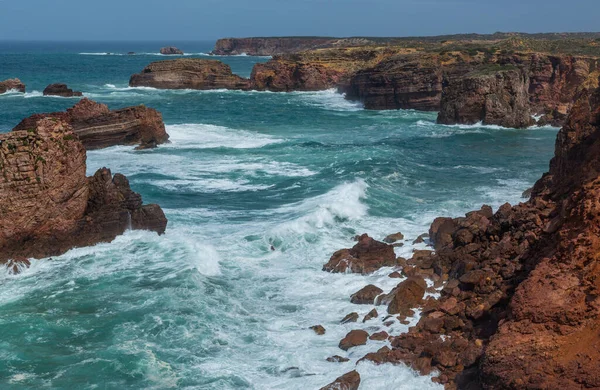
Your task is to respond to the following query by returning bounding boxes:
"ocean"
[0,41,558,389]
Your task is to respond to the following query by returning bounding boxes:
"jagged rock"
[43,83,83,97]
[13,98,169,150]
[0,118,167,263]
[369,331,389,341]
[0,78,25,94]
[341,312,359,324]
[350,284,383,304]
[339,330,369,351]
[160,46,183,55]
[323,234,397,274]
[437,67,535,128]
[383,232,404,243]
[129,59,251,90]
[326,355,350,363]
[319,370,361,390]
[310,325,326,335]
[363,309,379,323]
[384,276,427,315]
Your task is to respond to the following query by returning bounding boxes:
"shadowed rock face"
[0,118,167,263]
[129,59,251,90]
[437,68,535,128]
[13,98,169,150]
[319,370,361,390]
[0,78,25,94]
[43,83,83,97]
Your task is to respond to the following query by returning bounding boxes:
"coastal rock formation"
[13,98,169,150]
[0,117,167,263]
[129,59,251,90]
[160,46,183,55]
[322,234,397,274]
[0,78,25,94]
[348,79,600,388]
[212,37,367,56]
[43,83,83,97]
[437,67,535,128]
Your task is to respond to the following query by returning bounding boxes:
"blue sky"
[1,0,598,40]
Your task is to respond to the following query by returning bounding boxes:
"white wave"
[79,52,125,56]
[165,123,283,149]
[144,178,274,193]
[295,89,364,112]
[0,90,43,98]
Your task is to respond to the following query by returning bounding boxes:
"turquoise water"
[0,42,558,389]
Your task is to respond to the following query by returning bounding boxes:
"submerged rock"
[0,118,167,263]
[310,325,326,335]
[13,98,169,150]
[0,78,25,94]
[43,83,83,97]
[129,59,251,90]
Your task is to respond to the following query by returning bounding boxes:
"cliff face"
[14,98,169,150]
[212,37,343,56]
[0,78,25,94]
[129,59,251,90]
[336,80,600,389]
[0,117,167,263]
[437,67,535,128]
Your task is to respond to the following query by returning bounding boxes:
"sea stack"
[0,78,26,94]
[160,46,184,55]
[0,117,167,263]
[129,59,251,90]
[43,83,83,97]
[13,98,169,150]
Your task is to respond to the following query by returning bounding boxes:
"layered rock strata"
[0,117,167,263]
[13,98,169,150]
[43,83,83,97]
[129,59,251,90]
[212,37,376,56]
[0,78,25,94]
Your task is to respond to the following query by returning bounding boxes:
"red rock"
[319,370,360,390]
[0,118,167,263]
[0,78,25,94]
[388,271,402,278]
[384,276,427,315]
[212,37,367,56]
[363,309,378,323]
[43,83,83,97]
[323,234,396,274]
[339,330,369,351]
[369,331,389,341]
[310,325,326,335]
[350,284,383,304]
[13,98,169,150]
[383,232,404,243]
[340,312,359,324]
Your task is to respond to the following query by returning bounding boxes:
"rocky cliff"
[13,98,169,150]
[0,78,25,94]
[0,117,167,264]
[43,83,83,97]
[129,59,251,90]
[437,66,535,128]
[318,78,600,389]
[212,37,364,56]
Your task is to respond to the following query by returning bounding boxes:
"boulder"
[319,370,361,390]
[340,312,359,324]
[384,276,427,315]
[363,309,378,323]
[310,325,326,335]
[43,83,83,97]
[326,355,350,363]
[323,234,396,274]
[383,232,404,243]
[339,330,369,351]
[350,284,383,304]
[0,78,25,94]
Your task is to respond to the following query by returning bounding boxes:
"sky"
[0,0,598,41]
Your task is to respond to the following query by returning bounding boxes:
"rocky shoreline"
[318,76,600,389]
[0,116,167,269]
